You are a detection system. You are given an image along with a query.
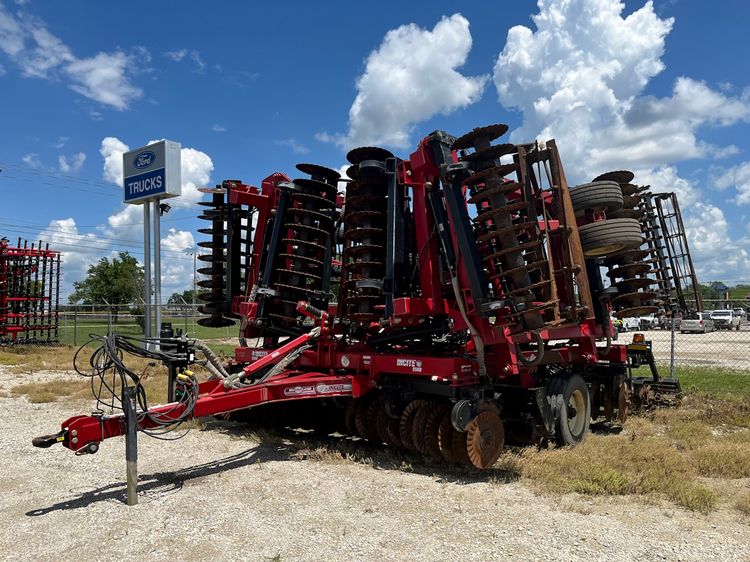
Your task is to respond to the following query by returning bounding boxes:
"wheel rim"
[585,242,626,257]
[567,389,587,436]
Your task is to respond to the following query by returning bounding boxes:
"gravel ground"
[1,367,749,562]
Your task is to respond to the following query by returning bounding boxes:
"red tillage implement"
[36,124,692,474]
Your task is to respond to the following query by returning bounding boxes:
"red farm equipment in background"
[35,124,696,472]
[0,237,60,345]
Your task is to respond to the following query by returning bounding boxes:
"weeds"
[737,492,750,516]
[516,435,717,513]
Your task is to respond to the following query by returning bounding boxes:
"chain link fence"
[6,301,749,372]
[55,303,238,350]
[614,301,750,371]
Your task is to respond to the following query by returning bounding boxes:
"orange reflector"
[633,333,645,343]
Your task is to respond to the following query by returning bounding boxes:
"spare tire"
[578,218,643,257]
[569,181,623,217]
[552,181,623,218]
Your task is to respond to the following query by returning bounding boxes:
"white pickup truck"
[711,309,741,331]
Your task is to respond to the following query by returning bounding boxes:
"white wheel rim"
[567,388,587,436]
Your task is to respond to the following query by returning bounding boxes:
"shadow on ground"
[27,417,532,516]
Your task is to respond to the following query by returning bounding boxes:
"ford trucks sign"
[122,141,182,204]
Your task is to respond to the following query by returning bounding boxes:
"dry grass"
[506,391,750,514]
[0,346,82,372]
[9,367,174,405]
[11,379,91,403]
[509,435,716,513]
[737,491,750,516]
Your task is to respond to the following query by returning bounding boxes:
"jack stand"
[124,385,138,506]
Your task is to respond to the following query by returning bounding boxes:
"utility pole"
[186,248,197,335]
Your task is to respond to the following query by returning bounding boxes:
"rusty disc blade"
[452,124,509,150]
[592,170,634,184]
[347,146,394,165]
[451,429,471,466]
[364,395,385,443]
[618,382,630,425]
[607,263,651,279]
[461,143,517,163]
[466,411,505,469]
[615,305,659,319]
[613,278,655,292]
[343,399,358,435]
[296,163,341,183]
[400,400,427,452]
[411,401,437,455]
[354,395,375,438]
[424,404,448,458]
[437,410,459,463]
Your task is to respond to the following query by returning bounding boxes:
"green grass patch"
[676,366,750,398]
[56,316,238,346]
[516,435,717,513]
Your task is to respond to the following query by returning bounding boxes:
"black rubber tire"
[547,374,591,447]
[568,181,623,217]
[578,218,643,257]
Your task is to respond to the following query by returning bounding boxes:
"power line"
[0,226,201,260]
[0,215,194,229]
[0,165,201,210]
[0,220,198,248]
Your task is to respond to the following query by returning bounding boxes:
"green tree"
[69,252,144,323]
[167,289,198,305]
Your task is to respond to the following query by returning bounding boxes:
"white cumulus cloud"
[320,14,487,149]
[99,137,213,202]
[58,151,86,174]
[714,161,750,205]
[492,0,750,282]
[493,0,750,180]
[0,3,144,110]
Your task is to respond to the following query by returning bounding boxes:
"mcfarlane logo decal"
[133,150,155,169]
[283,385,316,397]
[283,383,352,397]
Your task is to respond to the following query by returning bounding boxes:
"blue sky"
[1,0,750,300]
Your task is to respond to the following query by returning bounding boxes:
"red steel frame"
[0,238,60,342]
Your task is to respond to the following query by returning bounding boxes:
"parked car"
[681,312,715,334]
[610,315,624,334]
[658,314,682,330]
[619,314,656,331]
[733,308,747,324]
[711,309,740,330]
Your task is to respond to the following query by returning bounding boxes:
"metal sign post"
[123,385,138,505]
[120,140,181,504]
[153,199,162,343]
[143,203,152,339]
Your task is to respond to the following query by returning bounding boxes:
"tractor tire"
[568,181,624,217]
[578,218,643,257]
[547,374,591,447]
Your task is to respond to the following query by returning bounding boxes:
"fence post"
[73,308,77,347]
[669,316,676,378]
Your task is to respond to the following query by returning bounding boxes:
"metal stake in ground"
[123,385,138,506]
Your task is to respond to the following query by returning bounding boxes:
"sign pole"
[154,199,162,343]
[143,203,152,340]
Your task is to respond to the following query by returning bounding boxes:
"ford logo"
[134,151,156,169]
